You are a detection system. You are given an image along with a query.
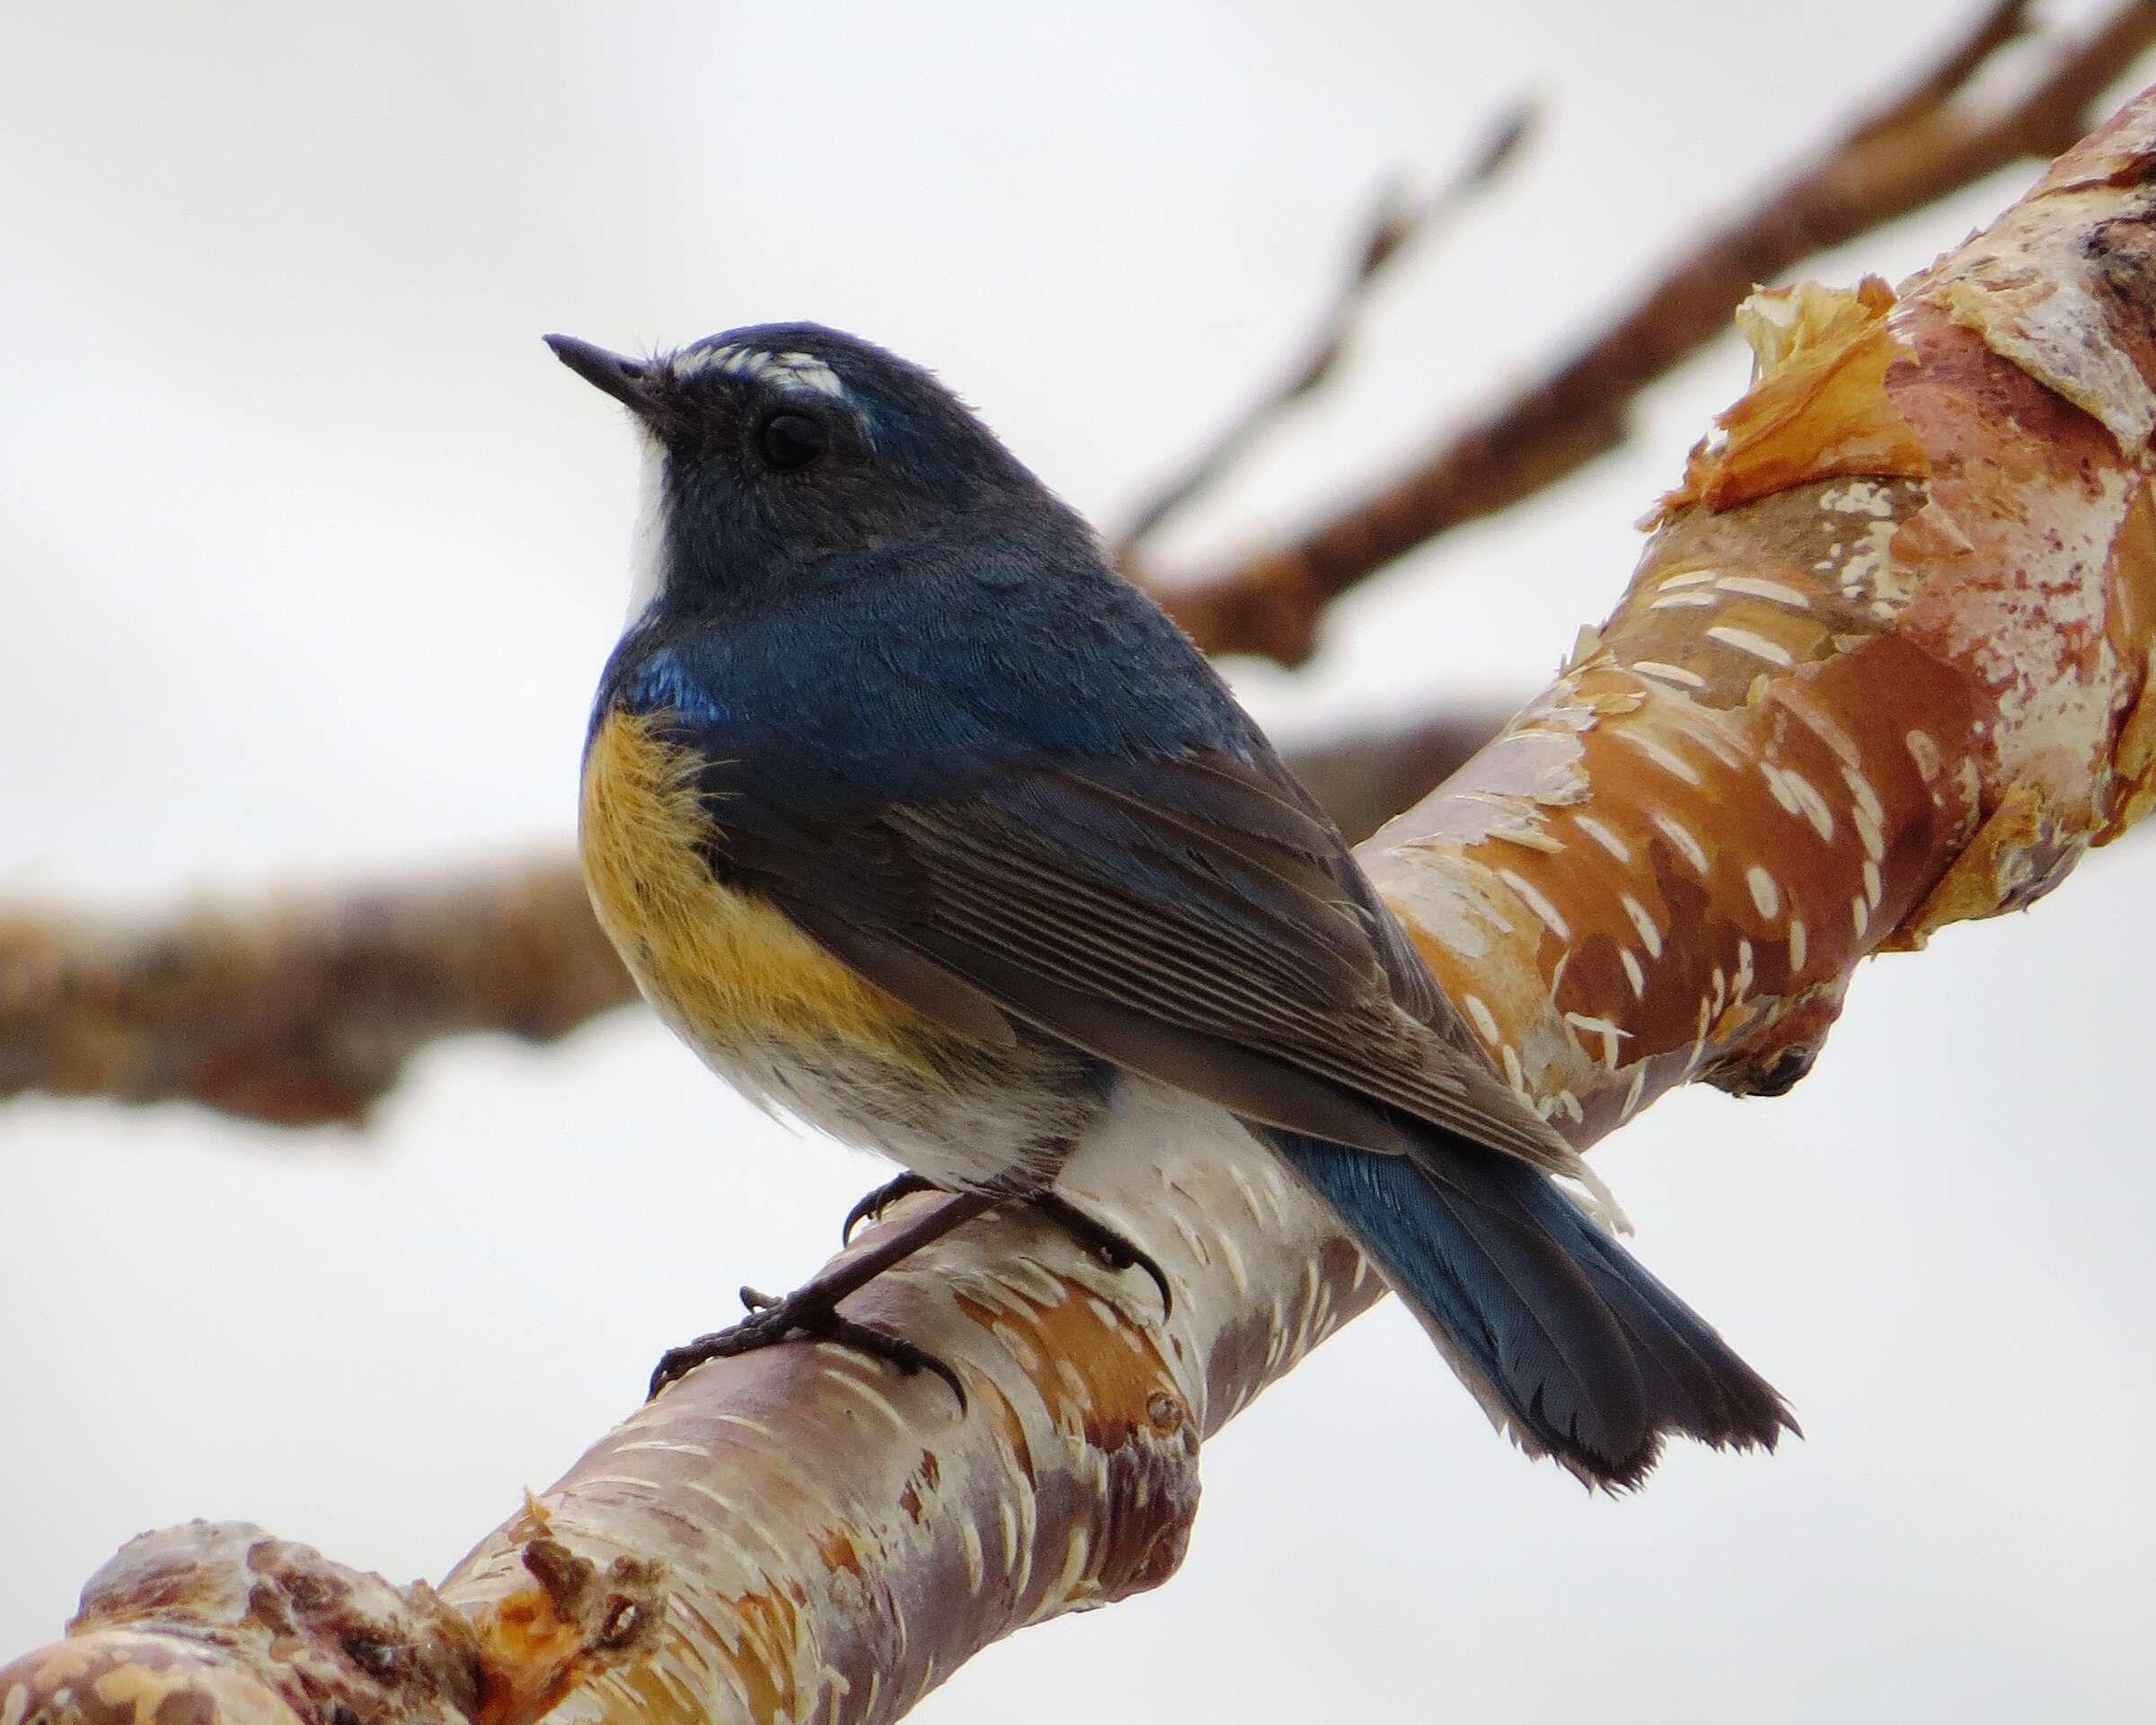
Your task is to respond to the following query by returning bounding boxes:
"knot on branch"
[465,1533,666,1725]
[0,1522,484,1725]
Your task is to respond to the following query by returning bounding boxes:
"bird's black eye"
[755,409,826,473]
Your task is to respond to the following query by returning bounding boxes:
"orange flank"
[579,708,964,1079]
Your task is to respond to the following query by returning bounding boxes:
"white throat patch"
[673,342,846,401]
[624,431,669,624]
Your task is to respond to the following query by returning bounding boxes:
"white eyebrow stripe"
[675,343,847,400]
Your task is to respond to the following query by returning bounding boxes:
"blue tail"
[1268,1129,1793,1488]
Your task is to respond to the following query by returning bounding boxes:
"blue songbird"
[549,323,1793,1488]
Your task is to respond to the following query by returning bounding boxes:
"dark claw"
[649,1304,794,1398]
[820,1314,969,1413]
[1023,1192,1174,1319]
[842,1172,944,1244]
[648,1292,968,1413]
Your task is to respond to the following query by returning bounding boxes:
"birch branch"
[11,75,2156,1725]
[1149,0,2156,665]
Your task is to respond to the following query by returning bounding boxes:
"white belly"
[677,1020,1100,1195]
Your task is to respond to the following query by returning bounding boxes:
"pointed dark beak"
[543,333,659,416]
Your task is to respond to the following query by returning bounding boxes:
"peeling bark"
[1383,107,2156,1131]
[12,73,2156,1725]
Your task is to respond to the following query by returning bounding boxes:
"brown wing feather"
[719,747,1584,1182]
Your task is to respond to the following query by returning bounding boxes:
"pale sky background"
[5,3,2154,1721]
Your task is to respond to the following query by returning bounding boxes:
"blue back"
[595,513,1264,809]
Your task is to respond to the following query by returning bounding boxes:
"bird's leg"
[850,1164,1174,1317]
[660,1172,1174,1409]
[842,1169,945,1243]
[848,1163,1175,1317]
[649,1190,998,1408]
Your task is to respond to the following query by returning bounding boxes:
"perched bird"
[550,322,1794,1488]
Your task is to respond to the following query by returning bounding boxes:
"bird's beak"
[543,334,660,417]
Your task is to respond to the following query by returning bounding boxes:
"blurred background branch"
[1110,98,1539,556]
[1145,0,2156,665]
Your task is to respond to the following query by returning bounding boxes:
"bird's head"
[546,323,1060,618]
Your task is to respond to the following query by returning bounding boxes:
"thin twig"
[1113,99,1536,554]
[1848,0,2031,144]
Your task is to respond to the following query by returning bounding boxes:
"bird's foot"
[1014,1191,1173,1318]
[649,1280,968,1410]
[842,1171,945,1243]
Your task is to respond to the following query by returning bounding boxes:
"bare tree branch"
[1149,0,2156,666]
[0,864,629,1128]
[11,75,2156,1725]
[1112,99,1537,555]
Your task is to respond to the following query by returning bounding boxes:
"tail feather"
[1268,1128,1793,1489]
